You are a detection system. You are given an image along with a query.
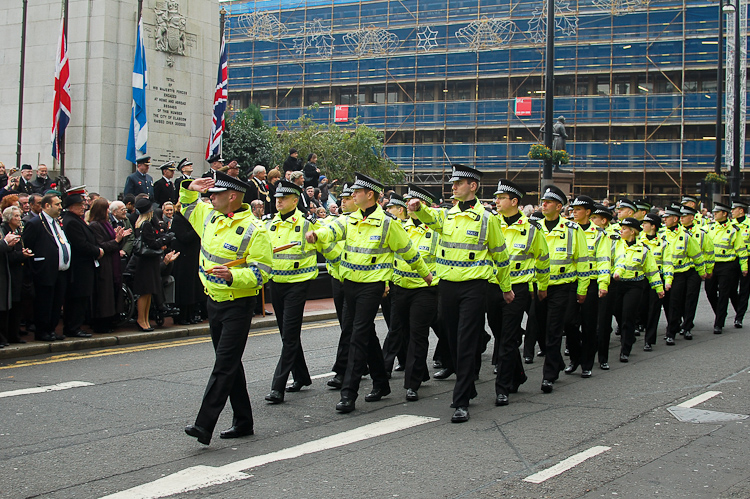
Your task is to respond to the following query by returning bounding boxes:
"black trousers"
[64,292,90,335]
[388,285,437,390]
[0,306,22,343]
[382,287,412,374]
[731,270,750,322]
[540,282,577,381]
[331,278,354,376]
[195,296,255,433]
[644,285,665,346]
[597,280,617,364]
[340,280,389,401]
[270,281,312,392]
[567,280,599,371]
[489,283,531,396]
[439,279,487,408]
[33,270,67,338]
[706,260,741,328]
[523,284,547,359]
[432,312,451,367]
[618,280,647,356]
[667,269,697,338]
[681,268,702,332]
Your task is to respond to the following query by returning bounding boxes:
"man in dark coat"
[123,155,154,199]
[17,164,36,195]
[21,193,72,341]
[282,148,302,178]
[61,188,101,337]
[153,161,179,206]
[32,164,54,194]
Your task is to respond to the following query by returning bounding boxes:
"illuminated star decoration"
[417,26,438,52]
[528,0,578,43]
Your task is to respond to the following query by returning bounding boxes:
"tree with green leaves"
[222,105,282,179]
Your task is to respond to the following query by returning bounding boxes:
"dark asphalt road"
[1,297,749,499]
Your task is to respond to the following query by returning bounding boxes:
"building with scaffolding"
[222,0,748,203]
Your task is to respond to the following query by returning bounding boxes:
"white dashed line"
[677,391,722,408]
[0,381,94,398]
[523,446,611,484]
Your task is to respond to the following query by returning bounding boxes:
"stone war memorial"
[0,0,220,199]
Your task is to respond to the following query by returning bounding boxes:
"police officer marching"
[640,212,667,351]
[265,180,330,404]
[730,198,750,327]
[705,202,748,334]
[679,204,714,339]
[306,173,432,414]
[181,171,273,446]
[491,179,549,406]
[407,164,513,423]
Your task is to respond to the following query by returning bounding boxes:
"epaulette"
[566,221,580,229]
[384,211,397,220]
[529,220,542,230]
[609,234,621,240]
[261,214,272,221]
[491,209,498,216]
[306,213,318,224]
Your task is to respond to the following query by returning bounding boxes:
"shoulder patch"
[306,213,318,224]
[529,220,542,230]
[236,226,244,235]
[610,234,621,240]
[384,211,397,220]
[566,221,579,229]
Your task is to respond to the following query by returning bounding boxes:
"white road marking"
[523,446,611,484]
[309,371,335,380]
[0,381,94,399]
[101,414,439,499]
[677,390,722,408]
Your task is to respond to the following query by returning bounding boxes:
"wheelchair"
[114,273,179,328]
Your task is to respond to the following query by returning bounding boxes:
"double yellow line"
[0,320,342,371]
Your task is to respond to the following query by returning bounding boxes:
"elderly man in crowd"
[33,165,54,194]
[109,200,134,260]
[18,165,36,195]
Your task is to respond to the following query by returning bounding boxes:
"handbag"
[133,235,163,258]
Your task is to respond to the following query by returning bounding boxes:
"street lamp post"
[716,0,727,177]
[542,0,554,182]
[724,0,743,198]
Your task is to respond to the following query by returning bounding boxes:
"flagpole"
[137,0,143,23]
[16,0,29,170]
[60,0,69,176]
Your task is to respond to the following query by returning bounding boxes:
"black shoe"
[615,327,621,336]
[394,363,404,372]
[495,394,509,406]
[365,386,391,402]
[219,425,254,439]
[264,310,273,316]
[66,330,93,338]
[537,350,545,357]
[433,360,443,369]
[564,363,579,375]
[433,368,454,379]
[54,334,65,340]
[683,330,693,340]
[327,374,343,389]
[714,326,723,334]
[451,406,469,423]
[541,380,553,393]
[619,353,629,363]
[137,324,154,332]
[643,344,653,351]
[406,388,419,402]
[36,333,56,342]
[734,320,743,329]
[286,381,310,393]
[599,362,610,370]
[678,329,686,336]
[265,390,284,404]
[666,337,675,346]
[564,348,570,356]
[581,370,592,378]
[336,398,355,413]
[524,356,533,364]
[493,365,498,375]
[185,424,211,445]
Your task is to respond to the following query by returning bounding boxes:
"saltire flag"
[205,37,228,159]
[126,17,148,164]
[51,18,71,160]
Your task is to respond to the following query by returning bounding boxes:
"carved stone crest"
[155,0,186,55]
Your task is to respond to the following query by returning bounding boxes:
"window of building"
[514,77,542,97]
[445,80,474,101]
[555,77,575,96]
[701,80,718,93]
[683,80,698,92]
[613,76,632,95]
[278,88,301,108]
[596,76,610,96]
[478,80,508,99]
[416,82,436,101]
[371,85,386,104]
[305,88,331,106]
[252,90,274,108]
[445,129,473,143]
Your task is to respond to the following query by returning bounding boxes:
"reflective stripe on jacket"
[498,212,550,291]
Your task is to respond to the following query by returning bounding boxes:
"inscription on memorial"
[151,77,188,128]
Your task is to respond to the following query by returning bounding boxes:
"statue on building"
[553,116,567,151]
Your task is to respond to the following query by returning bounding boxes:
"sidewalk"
[0,298,338,361]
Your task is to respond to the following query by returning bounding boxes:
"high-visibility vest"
[498,212,550,291]
[613,239,664,293]
[266,208,321,283]
[393,218,440,289]
[540,218,590,296]
[662,224,706,285]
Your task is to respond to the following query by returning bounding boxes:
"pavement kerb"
[0,310,338,361]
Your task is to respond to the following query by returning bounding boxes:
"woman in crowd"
[267,168,281,214]
[170,205,202,325]
[0,195,20,213]
[89,198,131,334]
[0,206,32,346]
[132,198,169,332]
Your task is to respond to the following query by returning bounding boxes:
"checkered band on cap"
[213,177,247,193]
[387,194,406,208]
[542,188,565,205]
[275,185,299,196]
[618,199,637,211]
[713,202,731,213]
[663,205,682,217]
[593,206,613,218]
[407,188,433,204]
[680,205,697,216]
[340,183,353,197]
[570,196,595,208]
[621,217,642,231]
[494,180,524,199]
[635,199,652,211]
[351,173,384,193]
[449,168,481,182]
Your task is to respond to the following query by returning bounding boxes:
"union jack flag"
[52,18,71,160]
[206,37,228,159]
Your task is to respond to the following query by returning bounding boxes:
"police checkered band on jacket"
[494,179,525,199]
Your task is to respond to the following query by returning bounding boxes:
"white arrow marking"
[0,381,94,398]
[101,414,439,499]
[677,390,722,408]
[523,446,611,484]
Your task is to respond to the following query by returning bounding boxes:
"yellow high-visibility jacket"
[393,218,440,289]
[581,223,611,291]
[662,224,706,285]
[705,220,748,271]
[180,188,272,302]
[539,218,590,296]
[266,209,322,283]
[613,239,664,293]
[498,212,550,291]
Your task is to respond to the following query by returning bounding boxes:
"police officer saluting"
[265,180,328,404]
[491,179,549,406]
[181,172,273,445]
[705,202,748,334]
[407,164,513,423]
[306,173,432,414]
